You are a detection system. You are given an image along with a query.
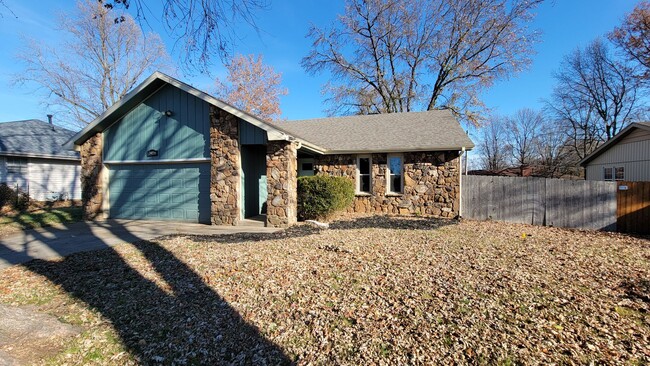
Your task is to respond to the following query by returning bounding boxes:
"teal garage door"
[108,163,210,223]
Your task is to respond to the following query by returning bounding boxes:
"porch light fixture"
[164,110,173,117]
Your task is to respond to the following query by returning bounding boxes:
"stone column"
[80,133,103,220]
[209,106,240,225]
[266,140,298,227]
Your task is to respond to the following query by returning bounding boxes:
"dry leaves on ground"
[0,216,648,365]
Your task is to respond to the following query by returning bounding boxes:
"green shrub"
[297,175,355,220]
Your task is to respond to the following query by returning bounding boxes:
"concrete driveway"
[0,219,280,270]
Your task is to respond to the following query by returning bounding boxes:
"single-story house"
[0,118,81,201]
[67,72,474,227]
[580,122,650,181]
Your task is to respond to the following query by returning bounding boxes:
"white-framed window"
[615,166,625,181]
[387,154,403,194]
[356,155,372,194]
[603,167,613,181]
[6,157,27,175]
[298,158,314,177]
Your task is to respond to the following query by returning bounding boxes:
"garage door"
[108,163,210,223]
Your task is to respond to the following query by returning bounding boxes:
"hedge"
[297,175,355,220]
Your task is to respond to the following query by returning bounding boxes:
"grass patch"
[0,206,82,236]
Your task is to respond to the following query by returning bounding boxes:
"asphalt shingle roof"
[0,119,79,159]
[268,109,474,153]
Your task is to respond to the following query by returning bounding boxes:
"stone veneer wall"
[314,151,460,218]
[209,106,240,225]
[80,133,104,220]
[266,141,298,227]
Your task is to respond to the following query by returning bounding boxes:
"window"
[357,155,371,193]
[387,155,403,194]
[603,167,613,181]
[298,158,314,177]
[615,166,625,181]
[6,157,27,175]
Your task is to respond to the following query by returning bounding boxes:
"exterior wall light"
[164,110,173,117]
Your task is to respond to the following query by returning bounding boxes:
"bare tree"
[505,108,542,167]
[302,0,541,125]
[552,39,640,140]
[215,54,288,121]
[99,0,268,73]
[15,0,171,129]
[546,91,603,162]
[610,1,650,80]
[0,0,15,18]
[478,117,510,171]
[534,121,573,178]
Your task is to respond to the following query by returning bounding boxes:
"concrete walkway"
[0,219,280,270]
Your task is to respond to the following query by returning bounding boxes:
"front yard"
[0,216,648,364]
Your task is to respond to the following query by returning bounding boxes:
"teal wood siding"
[104,84,210,161]
[239,120,267,145]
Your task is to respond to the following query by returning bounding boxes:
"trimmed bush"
[297,175,355,220]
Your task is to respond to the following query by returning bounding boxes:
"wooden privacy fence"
[617,181,650,234]
[461,175,617,231]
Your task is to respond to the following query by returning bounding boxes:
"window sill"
[355,192,372,197]
[385,192,403,197]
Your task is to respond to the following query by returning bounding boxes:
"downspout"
[459,147,465,219]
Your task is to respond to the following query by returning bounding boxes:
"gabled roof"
[580,122,650,166]
[69,72,474,154]
[0,119,79,160]
[68,72,326,153]
[267,110,474,153]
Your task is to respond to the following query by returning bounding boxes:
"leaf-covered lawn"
[0,216,648,365]
[0,206,83,237]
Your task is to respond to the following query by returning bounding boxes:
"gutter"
[459,147,466,218]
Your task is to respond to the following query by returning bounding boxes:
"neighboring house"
[580,122,650,182]
[0,119,81,201]
[68,72,474,227]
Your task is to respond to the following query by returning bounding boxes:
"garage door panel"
[109,163,210,223]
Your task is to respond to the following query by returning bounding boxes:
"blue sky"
[0,0,641,129]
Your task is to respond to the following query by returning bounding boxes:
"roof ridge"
[281,109,453,124]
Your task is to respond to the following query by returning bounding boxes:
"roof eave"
[579,122,650,166]
[321,145,474,155]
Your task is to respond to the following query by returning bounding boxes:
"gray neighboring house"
[580,122,650,182]
[0,119,81,201]
[68,72,474,227]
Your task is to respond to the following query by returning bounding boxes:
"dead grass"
[0,216,648,365]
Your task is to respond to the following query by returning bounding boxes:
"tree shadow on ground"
[23,237,292,365]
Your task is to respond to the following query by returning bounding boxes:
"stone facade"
[315,151,460,218]
[266,141,298,227]
[209,106,240,225]
[80,133,103,220]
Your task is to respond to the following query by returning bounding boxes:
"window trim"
[386,153,404,194]
[356,155,372,194]
[603,167,613,181]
